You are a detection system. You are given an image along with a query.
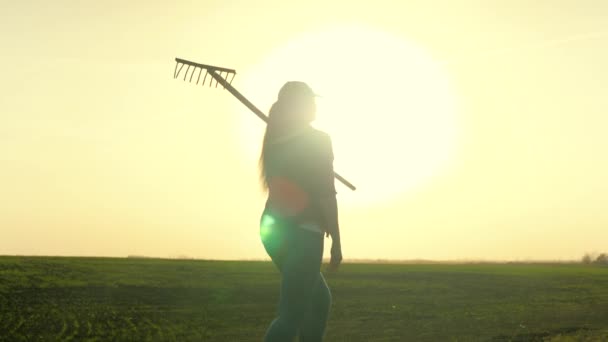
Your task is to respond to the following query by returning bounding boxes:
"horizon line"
[0,254,585,264]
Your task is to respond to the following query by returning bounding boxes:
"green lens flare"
[260,214,275,239]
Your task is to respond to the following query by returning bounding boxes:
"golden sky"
[2,1,607,261]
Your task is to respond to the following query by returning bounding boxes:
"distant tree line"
[582,252,608,265]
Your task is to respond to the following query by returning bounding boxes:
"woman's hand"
[327,240,342,272]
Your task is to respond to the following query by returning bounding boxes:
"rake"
[173,57,356,191]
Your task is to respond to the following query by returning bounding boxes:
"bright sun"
[236,25,461,206]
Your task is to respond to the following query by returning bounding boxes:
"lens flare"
[260,214,276,240]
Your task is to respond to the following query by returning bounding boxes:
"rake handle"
[206,69,269,123]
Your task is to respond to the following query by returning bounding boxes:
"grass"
[0,256,607,341]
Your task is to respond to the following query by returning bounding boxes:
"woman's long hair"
[259,98,313,190]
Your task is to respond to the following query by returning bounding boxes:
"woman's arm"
[312,132,342,270]
[319,194,342,270]
[320,195,340,240]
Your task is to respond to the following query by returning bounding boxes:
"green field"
[0,256,607,341]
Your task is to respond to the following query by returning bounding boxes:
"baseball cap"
[277,81,321,101]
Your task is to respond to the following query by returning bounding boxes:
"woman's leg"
[298,273,332,342]
[263,252,321,342]
[261,216,325,342]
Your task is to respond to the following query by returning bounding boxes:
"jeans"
[260,211,332,342]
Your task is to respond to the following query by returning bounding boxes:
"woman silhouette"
[259,81,342,342]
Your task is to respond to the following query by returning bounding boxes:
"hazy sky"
[2,1,607,261]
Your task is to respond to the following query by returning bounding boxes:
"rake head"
[173,58,236,88]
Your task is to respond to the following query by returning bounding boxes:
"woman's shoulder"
[302,127,333,160]
[276,126,332,155]
[305,127,332,144]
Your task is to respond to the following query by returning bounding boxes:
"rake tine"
[202,70,209,86]
[221,72,227,89]
[196,67,203,85]
[189,66,197,83]
[229,72,236,85]
[174,62,184,79]
[190,66,196,81]
[183,65,191,81]
[215,71,222,88]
